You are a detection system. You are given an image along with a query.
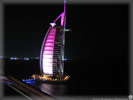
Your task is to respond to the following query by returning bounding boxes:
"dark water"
[4,59,128,96]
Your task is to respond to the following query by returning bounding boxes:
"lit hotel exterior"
[32,0,70,82]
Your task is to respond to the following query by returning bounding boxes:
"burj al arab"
[31,0,70,83]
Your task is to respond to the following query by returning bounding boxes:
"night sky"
[5,4,128,63]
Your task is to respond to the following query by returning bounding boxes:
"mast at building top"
[64,0,66,14]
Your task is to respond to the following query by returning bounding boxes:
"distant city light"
[24,57,29,61]
[64,58,67,61]
[35,57,39,59]
[0,56,3,59]
[10,57,19,60]
[10,57,15,60]
[64,28,71,32]
[8,57,40,60]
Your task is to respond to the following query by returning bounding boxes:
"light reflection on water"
[35,83,67,95]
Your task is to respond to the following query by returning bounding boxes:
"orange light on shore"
[31,74,70,82]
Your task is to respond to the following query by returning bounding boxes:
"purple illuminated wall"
[42,28,56,74]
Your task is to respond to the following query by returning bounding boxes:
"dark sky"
[5,4,128,63]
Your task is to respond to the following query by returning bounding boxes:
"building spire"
[64,0,66,14]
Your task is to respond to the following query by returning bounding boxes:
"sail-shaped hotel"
[31,0,70,82]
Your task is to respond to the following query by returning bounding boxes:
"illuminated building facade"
[34,0,70,81]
